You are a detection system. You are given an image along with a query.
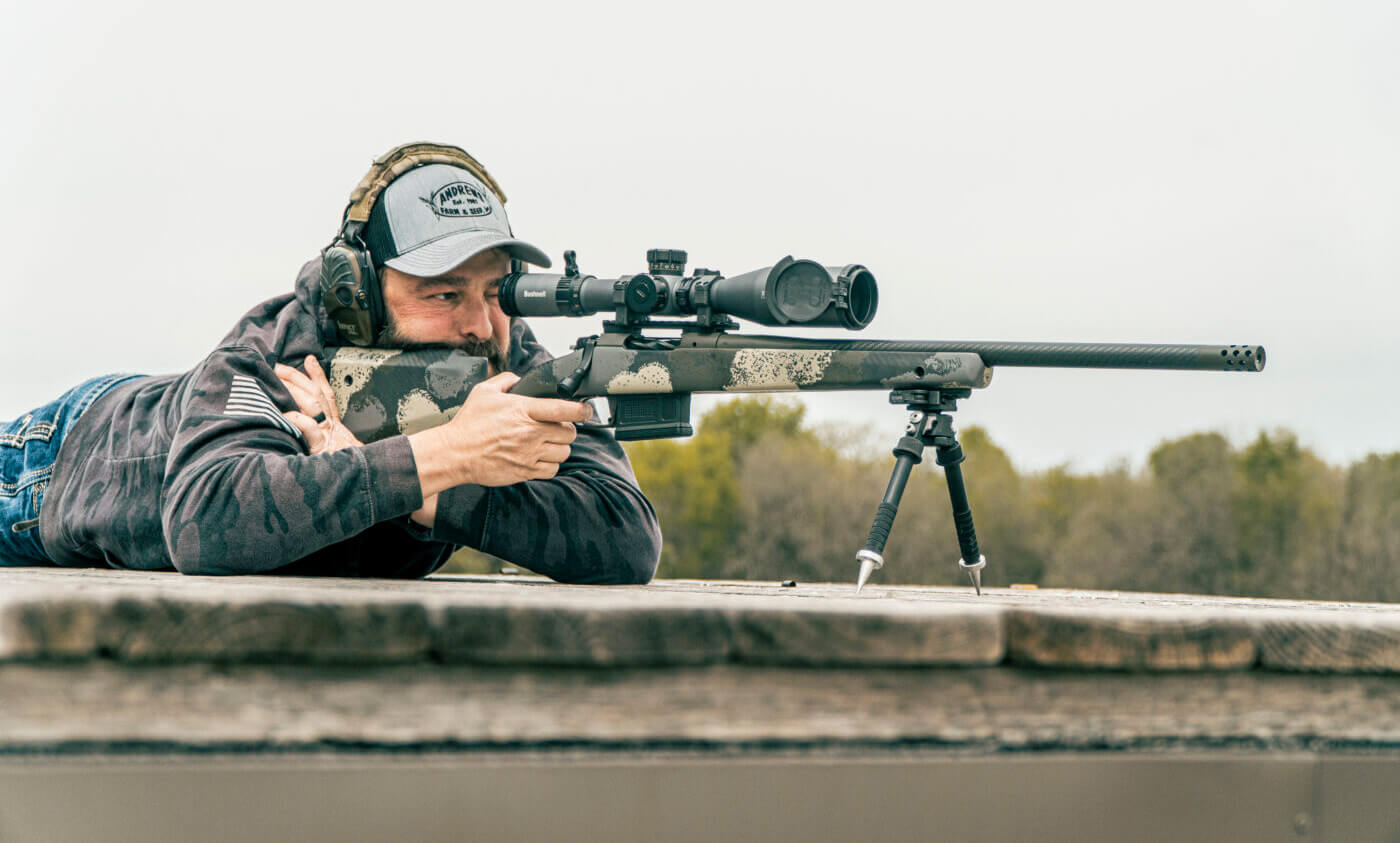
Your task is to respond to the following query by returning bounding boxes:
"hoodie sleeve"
[160,345,423,574]
[419,319,662,584]
[429,417,663,585]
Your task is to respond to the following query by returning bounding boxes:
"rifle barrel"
[713,336,1265,372]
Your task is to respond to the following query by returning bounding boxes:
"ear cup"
[319,244,380,346]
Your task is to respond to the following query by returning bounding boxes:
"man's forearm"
[425,426,662,585]
[410,492,439,527]
[408,426,467,499]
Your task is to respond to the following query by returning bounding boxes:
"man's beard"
[379,316,510,374]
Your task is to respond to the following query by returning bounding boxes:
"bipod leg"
[855,411,928,592]
[928,415,986,594]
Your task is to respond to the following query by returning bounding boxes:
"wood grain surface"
[3,569,1399,672]
[4,662,1400,754]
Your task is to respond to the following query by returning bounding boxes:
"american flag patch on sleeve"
[224,375,302,439]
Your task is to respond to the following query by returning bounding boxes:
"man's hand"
[275,356,363,453]
[277,355,445,527]
[409,372,591,496]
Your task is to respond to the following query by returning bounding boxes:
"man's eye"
[486,288,500,300]
[431,292,459,303]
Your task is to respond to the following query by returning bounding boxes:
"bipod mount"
[855,389,987,595]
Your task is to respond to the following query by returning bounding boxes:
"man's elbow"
[162,500,280,576]
[163,527,255,576]
[551,518,660,585]
[602,519,662,585]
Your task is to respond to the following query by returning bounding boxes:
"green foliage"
[615,396,1396,601]
[1337,453,1400,601]
[625,396,813,579]
[433,394,1393,599]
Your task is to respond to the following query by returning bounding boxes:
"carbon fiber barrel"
[717,336,1266,372]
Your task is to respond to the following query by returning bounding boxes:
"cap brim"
[383,230,552,276]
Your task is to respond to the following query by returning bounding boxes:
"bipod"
[855,389,987,594]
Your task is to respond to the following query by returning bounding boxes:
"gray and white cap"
[364,163,552,275]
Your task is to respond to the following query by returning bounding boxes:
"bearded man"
[0,143,662,583]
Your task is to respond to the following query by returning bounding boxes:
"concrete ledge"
[8,753,1396,843]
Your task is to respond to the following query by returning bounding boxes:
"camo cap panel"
[344,142,507,227]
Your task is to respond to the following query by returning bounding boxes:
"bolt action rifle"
[326,249,1265,592]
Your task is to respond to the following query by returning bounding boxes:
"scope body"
[498,254,878,329]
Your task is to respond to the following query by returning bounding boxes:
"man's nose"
[456,298,493,342]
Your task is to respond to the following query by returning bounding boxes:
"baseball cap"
[364,163,552,275]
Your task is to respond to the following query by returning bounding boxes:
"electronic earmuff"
[319,142,515,347]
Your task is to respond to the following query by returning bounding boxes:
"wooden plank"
[1254,610,1400,673]
[0,570,1004,668]
[7,569,1400,673]
[5,663,1400,753]
[1006,607,1258,671]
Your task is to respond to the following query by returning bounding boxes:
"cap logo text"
[421,182,493,218]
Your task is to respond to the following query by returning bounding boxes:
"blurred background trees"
[445,397,1399,602]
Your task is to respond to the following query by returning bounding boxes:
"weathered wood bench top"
[4,567,1400,765]
[3,567,1397,672]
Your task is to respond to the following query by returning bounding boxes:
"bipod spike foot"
[855,550,883,593]
[960,556,986,596]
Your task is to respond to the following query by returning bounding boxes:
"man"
[0,143,662,583]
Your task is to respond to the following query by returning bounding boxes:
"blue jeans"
[0,374,141,565]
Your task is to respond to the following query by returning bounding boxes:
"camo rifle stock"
[327,336,1263,443]
[324,346,489,444]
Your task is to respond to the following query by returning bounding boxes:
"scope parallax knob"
[623,274,659,314]
[646,249,687,276]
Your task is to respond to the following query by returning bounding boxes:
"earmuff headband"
[341,142,508,234]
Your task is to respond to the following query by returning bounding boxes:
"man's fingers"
[274,364,322,414]
[524,398,593,424]
[537,443,571,465]
[283,411,324,449]
[477,372,521,393]
[275,362,314,391]
[302,356,340,422]
[541,422,577,445]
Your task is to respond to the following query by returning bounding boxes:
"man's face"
[379,248,512,372]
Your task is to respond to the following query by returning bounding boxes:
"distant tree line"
[446,397,1400,602]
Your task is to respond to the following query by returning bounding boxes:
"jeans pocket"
[0,447,52,562]
[1,412,60,489]
[0,413,58,450]
[1,412,60,560]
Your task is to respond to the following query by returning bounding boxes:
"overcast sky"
[2,0,1396,472]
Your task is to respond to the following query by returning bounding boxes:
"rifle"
[326,249,1265,592]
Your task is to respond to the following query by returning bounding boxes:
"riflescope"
[498,249,878,329]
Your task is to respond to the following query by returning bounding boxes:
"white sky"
[2,0,1396,472]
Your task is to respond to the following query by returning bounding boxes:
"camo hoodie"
[37,258,662,582]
